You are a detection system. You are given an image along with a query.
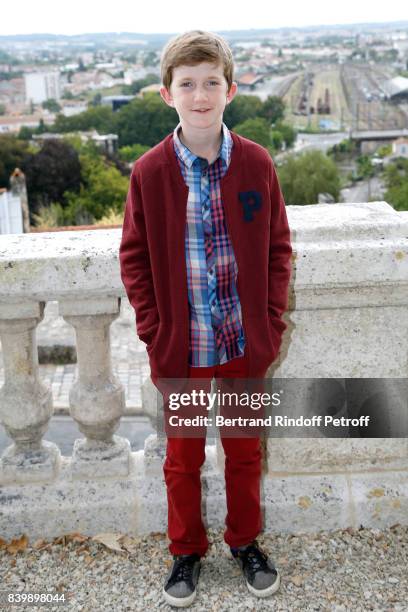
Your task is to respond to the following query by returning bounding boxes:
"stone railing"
[0,202,407,541]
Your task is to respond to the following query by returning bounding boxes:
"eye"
[208,81,219,86]
[180,82,192,87]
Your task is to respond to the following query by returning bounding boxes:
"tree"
[31,202,66,228]
[53,105,115,134]
[274,121,296,148]
[119,143,150,162]
[21,139,82,221]
[223,94,263,130]
[18,126,34,140]
[377,144,392,158]
[383,158,408,211]
[0,103,6,116]
[277,151,341,205]
[115,93,178,147]
[270,130,283,151]
[0,135,31,188]
[356,155,375,180]
[232,117,271,148]
[259,95,285,124]
[37,118,47,134]
[327,138,357,161]
[91,93,102,107]
[42,98,61,113]
[62,146,129,225]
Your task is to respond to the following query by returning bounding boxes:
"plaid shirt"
[173,122,245,367]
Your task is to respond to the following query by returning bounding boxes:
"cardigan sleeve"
[119,167,159,345]
[267,157,292,340]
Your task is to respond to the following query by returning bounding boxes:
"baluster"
[60,297,130,479]
[0,301,60,484]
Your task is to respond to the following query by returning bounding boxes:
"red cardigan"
[119,130,292,380]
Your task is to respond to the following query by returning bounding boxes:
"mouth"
[193,109,211,113]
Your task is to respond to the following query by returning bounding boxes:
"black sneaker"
[231,540,280,598]
[163,553,201,608]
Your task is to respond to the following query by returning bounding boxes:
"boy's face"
[160,62,238,132]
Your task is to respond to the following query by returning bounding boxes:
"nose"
[193,86,209,102]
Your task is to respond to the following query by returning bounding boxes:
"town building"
[24,71,61,104]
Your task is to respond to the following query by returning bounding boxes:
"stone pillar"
[9,168,30,233]
[60,297,130,479]
[0,301,60,484]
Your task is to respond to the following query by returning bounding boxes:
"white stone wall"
[0,202,407,540]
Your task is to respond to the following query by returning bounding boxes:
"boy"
[119,30,292,608]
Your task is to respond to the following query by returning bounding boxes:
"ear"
[226,81,238,105]
[160,86,174,108]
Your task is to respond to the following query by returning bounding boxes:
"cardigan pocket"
[245,313,277,376]
[147,321,189,379]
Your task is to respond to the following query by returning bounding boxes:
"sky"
[1,0,407,36]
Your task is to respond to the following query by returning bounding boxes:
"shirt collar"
[173,121,233,169]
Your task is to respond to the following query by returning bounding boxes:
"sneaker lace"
[168,555,197,587]
[239,541,271,578]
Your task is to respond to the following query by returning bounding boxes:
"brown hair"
[160,30,234,92]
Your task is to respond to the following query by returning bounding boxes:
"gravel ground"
[0,525,406,611]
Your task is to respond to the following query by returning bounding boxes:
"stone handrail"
[0,201,407,541]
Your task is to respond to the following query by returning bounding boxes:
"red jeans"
[162,352,265,557]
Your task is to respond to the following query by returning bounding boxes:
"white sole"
[162,587,197,608]
[246,569,281,598]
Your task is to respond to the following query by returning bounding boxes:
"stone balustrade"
[0,201,407,541]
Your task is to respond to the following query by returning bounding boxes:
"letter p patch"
[238,191,262,222]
